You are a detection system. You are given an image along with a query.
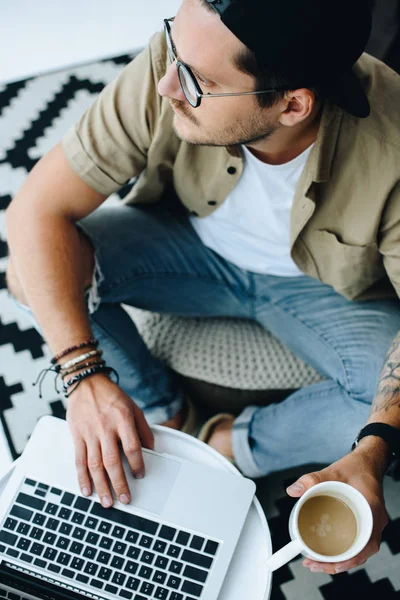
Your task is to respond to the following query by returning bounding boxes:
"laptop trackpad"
[122,450,181,514]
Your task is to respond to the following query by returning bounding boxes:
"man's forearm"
[370,330,400,424]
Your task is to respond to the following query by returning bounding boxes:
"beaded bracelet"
[51,339,98,365]
[56,349,103,372]
[63,365,120,399]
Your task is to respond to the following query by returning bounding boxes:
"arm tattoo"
[373,332,400,414]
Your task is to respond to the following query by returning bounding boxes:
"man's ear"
[279,89,316,127]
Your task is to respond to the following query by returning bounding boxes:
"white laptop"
[0,416,256,600]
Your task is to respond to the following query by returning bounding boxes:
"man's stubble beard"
[171,99,280,147]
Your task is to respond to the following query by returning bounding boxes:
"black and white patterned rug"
[0,50,399,600]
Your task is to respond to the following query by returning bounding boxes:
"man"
[5,0,400,576]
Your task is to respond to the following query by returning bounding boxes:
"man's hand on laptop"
[285,445,389,575]
[66,373,155,508]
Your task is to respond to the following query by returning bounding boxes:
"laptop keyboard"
[0,478,221,600]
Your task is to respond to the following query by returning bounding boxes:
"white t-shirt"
[190,144,314,276]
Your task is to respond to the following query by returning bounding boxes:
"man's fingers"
[133,407,155,451]
[86,440,114,508]
[118,421,146,479]
[74,437,92,497]
[101,434,132,505]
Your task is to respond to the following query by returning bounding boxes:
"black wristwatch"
[352,423,400,480]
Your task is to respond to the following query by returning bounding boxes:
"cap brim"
[319,69,370,119]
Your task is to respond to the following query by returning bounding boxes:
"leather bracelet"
[64,365,120,399]
[61,359,106,378]
[56,349,103,372]
[51,339,98,365]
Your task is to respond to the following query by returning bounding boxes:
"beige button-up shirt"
[62,32,400,302]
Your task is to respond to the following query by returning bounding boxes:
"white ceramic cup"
[266,481,373,571]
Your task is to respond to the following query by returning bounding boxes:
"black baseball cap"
[205,0,373,118]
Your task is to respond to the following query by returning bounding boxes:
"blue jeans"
[11,198,400,478]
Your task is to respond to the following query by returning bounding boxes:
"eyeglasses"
[164,17,283,108]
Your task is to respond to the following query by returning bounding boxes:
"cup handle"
[266,539,303,572]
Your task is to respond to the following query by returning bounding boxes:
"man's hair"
[198,0,322,109]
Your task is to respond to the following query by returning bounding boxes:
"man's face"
[157,0,283,147]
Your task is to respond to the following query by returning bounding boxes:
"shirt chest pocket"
[311,230,385,296]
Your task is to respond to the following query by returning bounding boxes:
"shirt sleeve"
[61,32,164,197]
[379,181,400,298]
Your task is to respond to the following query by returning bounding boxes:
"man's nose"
[158,62,186,102]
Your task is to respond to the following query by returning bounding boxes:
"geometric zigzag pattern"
[0,50,399,600]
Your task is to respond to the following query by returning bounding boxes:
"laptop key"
[181,580,203,597]
[43,532,56,545]
[125,531,139,544]
[10,506,33,522]
[34,558,47,568]
[111,556,125,569]
[48,564,61,573]
[17,523,30,535]
[119,591,132,599]
[112,572,126,586]
[98,521,112,534]
[126,577,140,590]
[38,483,49,491]
[112,525,126,538]
[158,526,176,541]
[139,535,152,549]
[139,582,154,596]
[61,492,75,507]
[154,587,169,600]
[105,584,118,594]
[58,523,72,536]
[83,546,97,560]
[56,536,70,550]
[166,576,181,589]
[98,567,112,581]
[17,537,31,551]
[175,532,190,546]
[45,503,58,515]
[46,518,59,531]
[124,560,138,574]
[154,556,169,570]
[85,517,98,529]
[138,566,152,579]
[31,542,44,556]
[167,545,181,559]
[90,579,103,589]
[71,557,84,570]
[4,518,18,530]
[113,541,127,555]
[86,532,99,545]
[97,550,111,564]
[62,568,75,579]
[153,540,167,553]
[168,561,182,574]
[181,549,213,570]
[72,527,85,540]
[152,571,167,584]
[99,536,113,549]
[76,574,89,584]
[57,552,71,566]
[16,493,45,511]
[169,594,183,600]
[33,514,46,526]
[58,508,72,520]
[20,553,33,563]
[43,548,57,561]
[141,551,155,564]
[25,478,36,487]
[70,541,84,555]
[35,489,46,497]
[6,548,19,559]
[190,536,205,552]
[0,531,17,546]
[183,565,208,584]
[127,547,140,560]
[90,504,158,535]
[74,497,91,512]
[71,512,85,525]
[204,540,219,556]
[51,487,62,495]
[84,562,98,576]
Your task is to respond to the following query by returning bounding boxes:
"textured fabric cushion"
[123,306,324,390]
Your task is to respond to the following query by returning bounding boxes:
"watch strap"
[352,423,400,457]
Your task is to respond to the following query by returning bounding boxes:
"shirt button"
[208,201,217,206]
[227,166,237,175]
